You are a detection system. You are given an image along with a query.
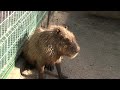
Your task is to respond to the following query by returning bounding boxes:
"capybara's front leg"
[45,64,54,71]
[36,63,45,79]
[55,63,68,79]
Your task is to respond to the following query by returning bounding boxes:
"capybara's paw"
[59,74,68,79]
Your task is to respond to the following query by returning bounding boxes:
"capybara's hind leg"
[20,60,35,76]
[20,60,27,76]
[55,63,68,79]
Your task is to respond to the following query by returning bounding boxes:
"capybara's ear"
[64,26,68,29]
[62,24,69,29]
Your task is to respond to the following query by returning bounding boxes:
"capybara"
[21,25,80,79]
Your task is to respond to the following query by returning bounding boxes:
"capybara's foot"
[59,74,68,79]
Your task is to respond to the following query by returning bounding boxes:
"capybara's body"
[22,25,80,79]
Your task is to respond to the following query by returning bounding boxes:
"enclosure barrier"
[0,11,47,79]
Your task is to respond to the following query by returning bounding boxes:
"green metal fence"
[0,11,47,79]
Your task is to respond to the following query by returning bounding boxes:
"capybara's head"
[49,25,80,59]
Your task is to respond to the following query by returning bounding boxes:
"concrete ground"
[7,11,120,79]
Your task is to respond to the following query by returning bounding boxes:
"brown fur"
[22,25,80,79]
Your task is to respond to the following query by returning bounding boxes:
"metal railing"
[0,11,47,79]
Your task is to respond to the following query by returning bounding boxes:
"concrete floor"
[7,11,120,79]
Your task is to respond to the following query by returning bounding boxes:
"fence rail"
[0,11,47,79]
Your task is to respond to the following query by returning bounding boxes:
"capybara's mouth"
[70,53,79,59]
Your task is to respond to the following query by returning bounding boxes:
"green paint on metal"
[0,11,48,79]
